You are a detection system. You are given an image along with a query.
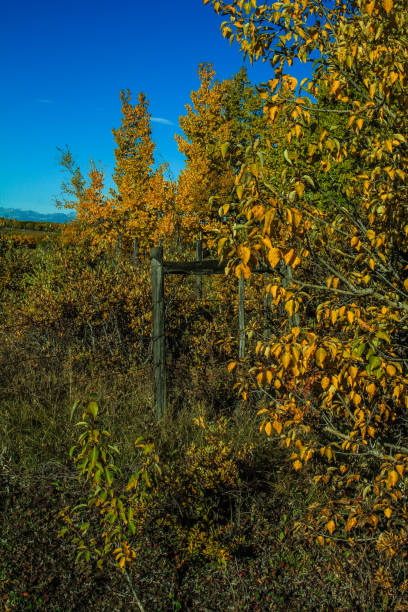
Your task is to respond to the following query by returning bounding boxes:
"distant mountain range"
[0,207,76,223]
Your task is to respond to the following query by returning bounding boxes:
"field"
[0,231,404,611]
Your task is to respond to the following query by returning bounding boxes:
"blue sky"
[2,0,306,214]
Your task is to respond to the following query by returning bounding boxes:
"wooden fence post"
[239,273,246,360]
[195,237,203,300]
[151,246,167,419]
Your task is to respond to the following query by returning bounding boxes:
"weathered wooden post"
[151,245,167,419]
[238,273,246,360]
[195,236,203,300]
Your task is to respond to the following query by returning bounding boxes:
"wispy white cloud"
[37,98,54,104]
[151,117,174,126]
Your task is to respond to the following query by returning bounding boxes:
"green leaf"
[105,468,113,487]
[283,149,292,165]
[70,400,80,421]
[87,400,98,419]
[221,142,229,159]
[302,175,315,188]
[367,355,381,374]
[376,330,390,343]
[129,521,136,535]
[352,342,366,358]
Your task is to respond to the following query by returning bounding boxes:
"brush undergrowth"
[1,245,406,611]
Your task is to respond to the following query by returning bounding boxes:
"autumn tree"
[207,0,408,551]
[57,91,172,254]
[175,64,267,245]
[110,90,171,251]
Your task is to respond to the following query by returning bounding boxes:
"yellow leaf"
[218,237,228,255]
[326,520,335,535]
[315,347,327,368]
[387,470,398,488]
[347,311,355,324]
[345,516,357,532]
[385,139,393,153]
[383,0,393,13]
[404,278,408,291]
[269,106,278,122]
[384,507,392,518]
[227,361,237,373]
[284,248,294,265]
[285,299,294,317]
[386,364,396,376]
[295,181,305,197]
[294,124,302,138]
[329,80,341,95]
[273,420,282,435]
[366,383,376,397]
[317,535,325,546]
[282,352,291,369]
[265,421,272,436]
[267,247,281,268]
[366,1,375,15]
[293,460,302,471]
[119,556,126,569]
[238,245,251,265]
[321,376,330,390]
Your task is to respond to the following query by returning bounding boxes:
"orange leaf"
[321,376,330,390]
[273,420,282,435]
[345,516,357,532]
[383,0,393,13]
[326,520,335,535]
[387,470,398,488]
[284,248,294,265]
